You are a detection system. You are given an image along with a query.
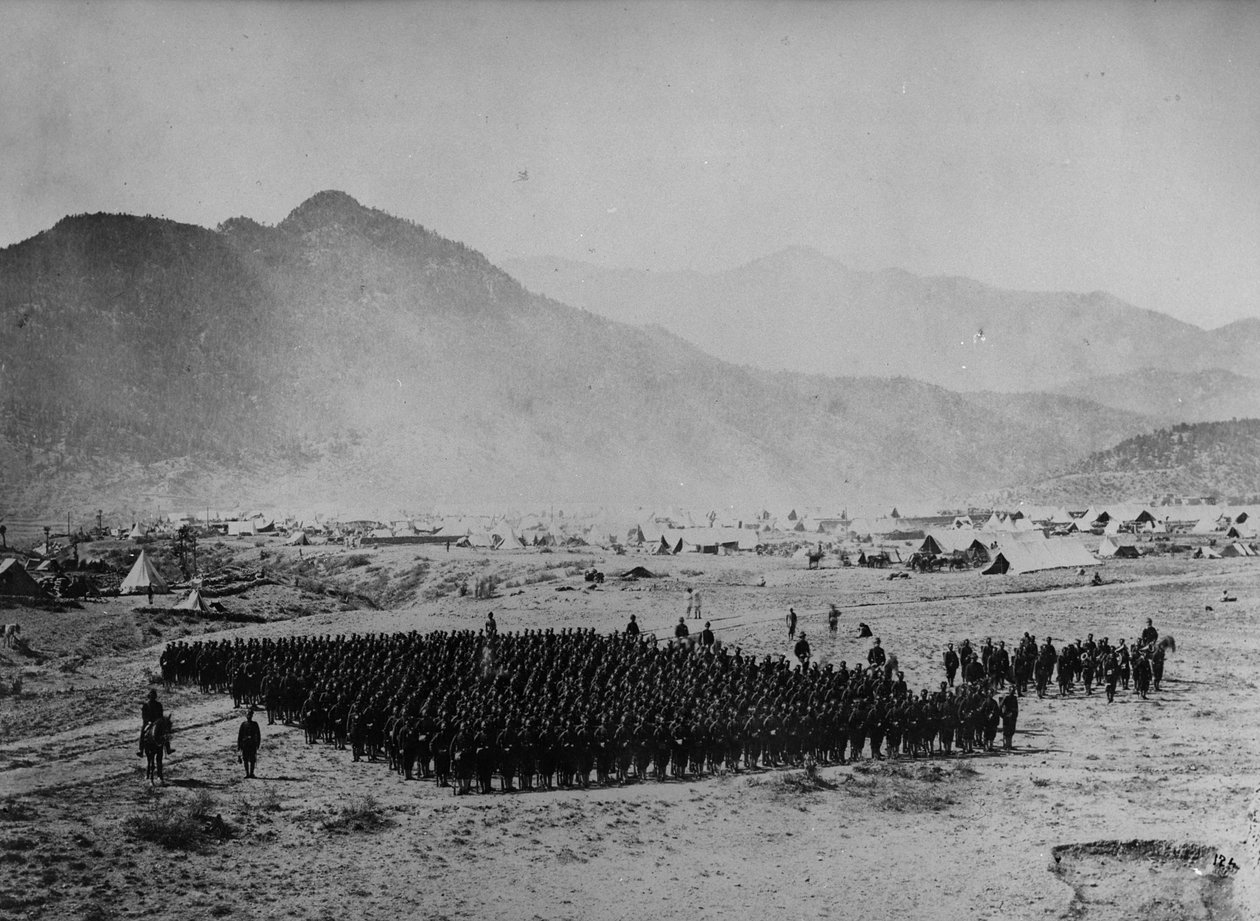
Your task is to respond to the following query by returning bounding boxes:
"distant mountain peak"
[280,190,373,233]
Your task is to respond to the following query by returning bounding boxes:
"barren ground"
[1,541,1257,920]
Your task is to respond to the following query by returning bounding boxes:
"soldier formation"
[157,619,1073,794]
[945,617,1173,704]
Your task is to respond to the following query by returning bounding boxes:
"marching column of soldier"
[150,607,1171,794]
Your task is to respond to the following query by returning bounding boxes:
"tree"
[173,525,199,579]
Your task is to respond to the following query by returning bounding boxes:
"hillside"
[503,250,1259,395]
[0,193,1171,517]
[1002,419,1260,504]
[1054,369,1260,422]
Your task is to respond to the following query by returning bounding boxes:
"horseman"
[138,689,173,756]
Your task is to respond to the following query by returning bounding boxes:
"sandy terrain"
[1,543,1257,920]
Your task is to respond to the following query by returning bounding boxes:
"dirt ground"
[1,542,1257,920]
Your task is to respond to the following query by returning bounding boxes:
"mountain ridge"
[502,251,1256,394]
[0,191,1232,517]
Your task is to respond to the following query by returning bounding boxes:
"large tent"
[120,550,169,595]
[0,558,48,598]
[285,531,310,546]
[981,534,1097,575]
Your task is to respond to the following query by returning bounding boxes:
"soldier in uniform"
[625,614,640,636]
[943,643,960,687]
[999,688,1018,750]
[867,638,886,669]
[138,689,173,756]
[793,632,811,669]
[237,707,262,778]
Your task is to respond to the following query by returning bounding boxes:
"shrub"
[321,794,389,833]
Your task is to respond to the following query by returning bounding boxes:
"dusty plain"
[1,540,1258,920]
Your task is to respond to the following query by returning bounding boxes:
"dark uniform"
[943,644,960,686]
[793,634,811,668]
[237,708,262,778]
[138,690,172,755]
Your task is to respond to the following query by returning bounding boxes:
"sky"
[2,0,1258,329]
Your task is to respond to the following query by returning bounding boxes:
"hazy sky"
[3,0,1258,328]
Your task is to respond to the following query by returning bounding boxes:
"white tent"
[982,533,1097,575]
[120,550,169,595]
[173,588,211,612]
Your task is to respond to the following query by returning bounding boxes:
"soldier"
[1140,618,1158,648]
[700,621,715,650]
[138,689,173,756]
[943,643,960,687]
[237,707,262,778]
[787,607,798,639]
[692,589,703,621]
[485,611,497,636]
[1103,652,1120,703]
[674,618,689,639]
[868,638,886,669]
[827,604,839,635]
[793,632,811,669]
[625,614,640,636]
[999,688,1018,750]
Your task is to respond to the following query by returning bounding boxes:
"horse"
[807,549,824,570]
[1,623,19,649]
[140,714,173,784]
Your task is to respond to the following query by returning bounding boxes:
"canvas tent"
[0,558,48,598]
[981,534,1097,575]
[1219,542,1255,558]
[1097,537,1140,560]
[1194,546,1222,560]
[285,531,310,546]
[173,588,212,612]
[120,550,169,595]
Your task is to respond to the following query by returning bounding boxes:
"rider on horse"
[139,689,173,756]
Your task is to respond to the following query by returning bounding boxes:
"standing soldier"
[793,632,811,669]
[700,621,715,650]
[237,708,261,779]
[868,638,886,669]
[625,614,640,636]
[943,643,960,687]
[685,588,695,620]
[692,589,702,621]
[787,607,798,639]
[999,688,1019,750]
[828,605,840,635]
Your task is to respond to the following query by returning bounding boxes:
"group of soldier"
[156,615,1038,793]
[941,617,1171,703]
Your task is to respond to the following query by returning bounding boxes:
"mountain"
[502,250,1260,394]
[0,193,1173,517]
[998,419,1260,505]
[1054,369,1260,422]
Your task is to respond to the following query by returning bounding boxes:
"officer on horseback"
[138,689,173,756]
